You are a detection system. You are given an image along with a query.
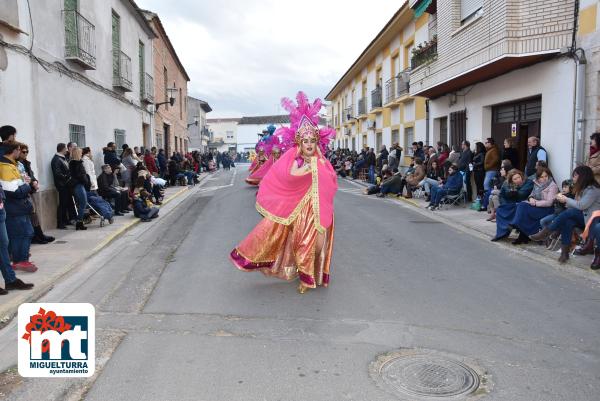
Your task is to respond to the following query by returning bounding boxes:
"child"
[533,179,573,249]
[133,190,159,222]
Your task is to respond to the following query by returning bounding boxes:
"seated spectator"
[363,169,393,195]
[527,160,548,181]
[485,160,513,222]
[491,169,534,241]
[426,164,463,210]
[531,179,574,249]
[133,190,159,222]
[376,169,403,197]
[398,157,425,198]
[502,167,558,245]
[529,166,600,263]
[0,142,36,272]
[97,164,130,216]
[438,144,450,167]
[420,160,444,201]
[144,149,159,176]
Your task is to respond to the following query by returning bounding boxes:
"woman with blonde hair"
[68,148,90,230]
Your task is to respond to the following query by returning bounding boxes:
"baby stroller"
[72,196,106,227]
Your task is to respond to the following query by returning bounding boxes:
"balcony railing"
[397,71,410,97]
[358,97,367,115]
[385,72,411,104]
[113,50,132,91]
[343,106,353,123]
[201,127,211,138]
[411,41,437,70]
[63,10,96,70]
[141,72,154,103]
[371,87,382,110]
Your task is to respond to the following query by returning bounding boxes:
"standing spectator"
[133,146,143,162]
[103,142,120,166]
[472,142,485,199]
[68,148,89,231]
[157,149,167,178]
[19,144,54,244]
[0,177,33,293]
[51,143,72,229]
[586,132,600,185]
[484,138,500,193]
[121,148,136,189]
[366,148,376,184]
[0,142,36,271]
[458,141,473,201]
[413,142,425,161]
[144,149,159,175]
[448,145,460,166]
[0,125,17,158]
[525,136,547,177]
[378,145,389,170]
[66,142,77,161]
[82,147,98,193]
[502,138,519,169]
[437,144,450,166]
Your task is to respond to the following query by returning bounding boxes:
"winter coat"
[458,149,473,172]
[144,154,159,174]
[69,160,91,191]
[472,152,485,172]
[0,156,33,216]
[528,180,558,208]
[566,186,600,223]
[103,149,120,167]
[82,155,98,191]
[499,179,534,205]
[406,164,426,187]
[587,151,600,185]
[51,153,71,189]
[484,145,500,172]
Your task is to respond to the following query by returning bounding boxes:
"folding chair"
[72,196,106,227]
[438,172,468,210]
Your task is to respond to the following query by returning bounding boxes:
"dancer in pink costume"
[230,92,337,294]
[245,137,283,186]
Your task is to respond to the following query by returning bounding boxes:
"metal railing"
[63,10,96,69]
[371,87,382,110]
[397,70,410,97]
[343,106,353,122]
[411,42,437,70]
[358,97,367,115]
[385,78,396,104]
[385,72,411,104]
[112,50,132,91]
[141,72,154,103]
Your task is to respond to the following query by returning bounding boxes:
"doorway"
[491,97,541,171]
[163,123,170,156]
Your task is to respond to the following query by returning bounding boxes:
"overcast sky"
[136,0,403,118]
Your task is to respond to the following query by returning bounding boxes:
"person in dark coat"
[157,149,167,178]
[133,190,159,222]
[491,169,534,241]
[472,142,486,198]
[502,138,519,170]
[97,164,129,215]
[458,140,473,201]
[51,143,73,229]
[103,142,120,167]
[427,164,464,210]
[68,148,90,230]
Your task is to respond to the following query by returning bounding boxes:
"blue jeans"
[368,165,375,184]
[484,170,497,192]
[540,214,556,229]
[419,178,440,194]
[73,184,88,221]
[6,214,34,263]
[0,209,16,284]
[549,208,585,245]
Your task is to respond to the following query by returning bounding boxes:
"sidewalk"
[0,174,207,324]
[344,177,600,282]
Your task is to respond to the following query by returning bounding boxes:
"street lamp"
[155,82,178,111]
[187,116,199,128]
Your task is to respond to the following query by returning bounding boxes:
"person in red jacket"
[143,149,158,175]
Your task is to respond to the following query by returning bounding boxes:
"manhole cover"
[370,349,488,400]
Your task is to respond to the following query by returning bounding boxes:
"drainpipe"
[425,99,430,145]
[573,52,586,168]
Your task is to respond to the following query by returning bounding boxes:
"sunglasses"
[21,150,28,153]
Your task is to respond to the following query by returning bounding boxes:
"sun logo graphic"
[18,303,95,377]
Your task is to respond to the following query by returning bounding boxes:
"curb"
[0,179,203,325]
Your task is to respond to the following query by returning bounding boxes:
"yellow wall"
[579,5,597,35]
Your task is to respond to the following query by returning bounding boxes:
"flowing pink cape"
[256,147,337,233]
[248,158,258,172]
[247,155,274,182]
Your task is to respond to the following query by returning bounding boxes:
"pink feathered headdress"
[275,91,335,154]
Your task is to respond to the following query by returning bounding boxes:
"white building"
[236,115,290,153]
[187,96,212,152]
[206,118,240,153]
[0,0,155,228]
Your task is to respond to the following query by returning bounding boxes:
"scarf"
[531,179,552,200]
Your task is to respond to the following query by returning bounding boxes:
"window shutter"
[461,0,482,21]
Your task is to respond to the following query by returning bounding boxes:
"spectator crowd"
[0,124,233,295]
[329,132,600,270]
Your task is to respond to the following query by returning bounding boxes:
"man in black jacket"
[458,140,473,201]
[51,143,73,229]
[97,164,129,215]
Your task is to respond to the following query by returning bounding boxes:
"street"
[1,166,600,401]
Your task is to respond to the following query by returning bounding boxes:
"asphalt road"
[2,166,600,401]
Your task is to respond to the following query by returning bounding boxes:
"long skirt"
[510,202,554,236]
[495,203,517,237]
[230,199,334,288]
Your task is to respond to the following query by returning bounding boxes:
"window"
[139,41,145,98]
[391,129,399,145]
[226,130,234,140]
[376,132,382,151]
[405,126,414,156]
[179,88,182,120]
[155,130,163,150]
[114,129,126,155]
[69,124,86,147]
[175,136,178,152]
[461,0,483,24]
[111,11,120,76]
[450,110,467,148]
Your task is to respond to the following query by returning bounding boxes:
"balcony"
[371,87,382,111]
[343,106,353,123]
[357,97,367,116]
[112,50,132,91]
[141,72,154,103]
[63,10,96,70]
[385,71,410,104]
[411,40,437,70]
